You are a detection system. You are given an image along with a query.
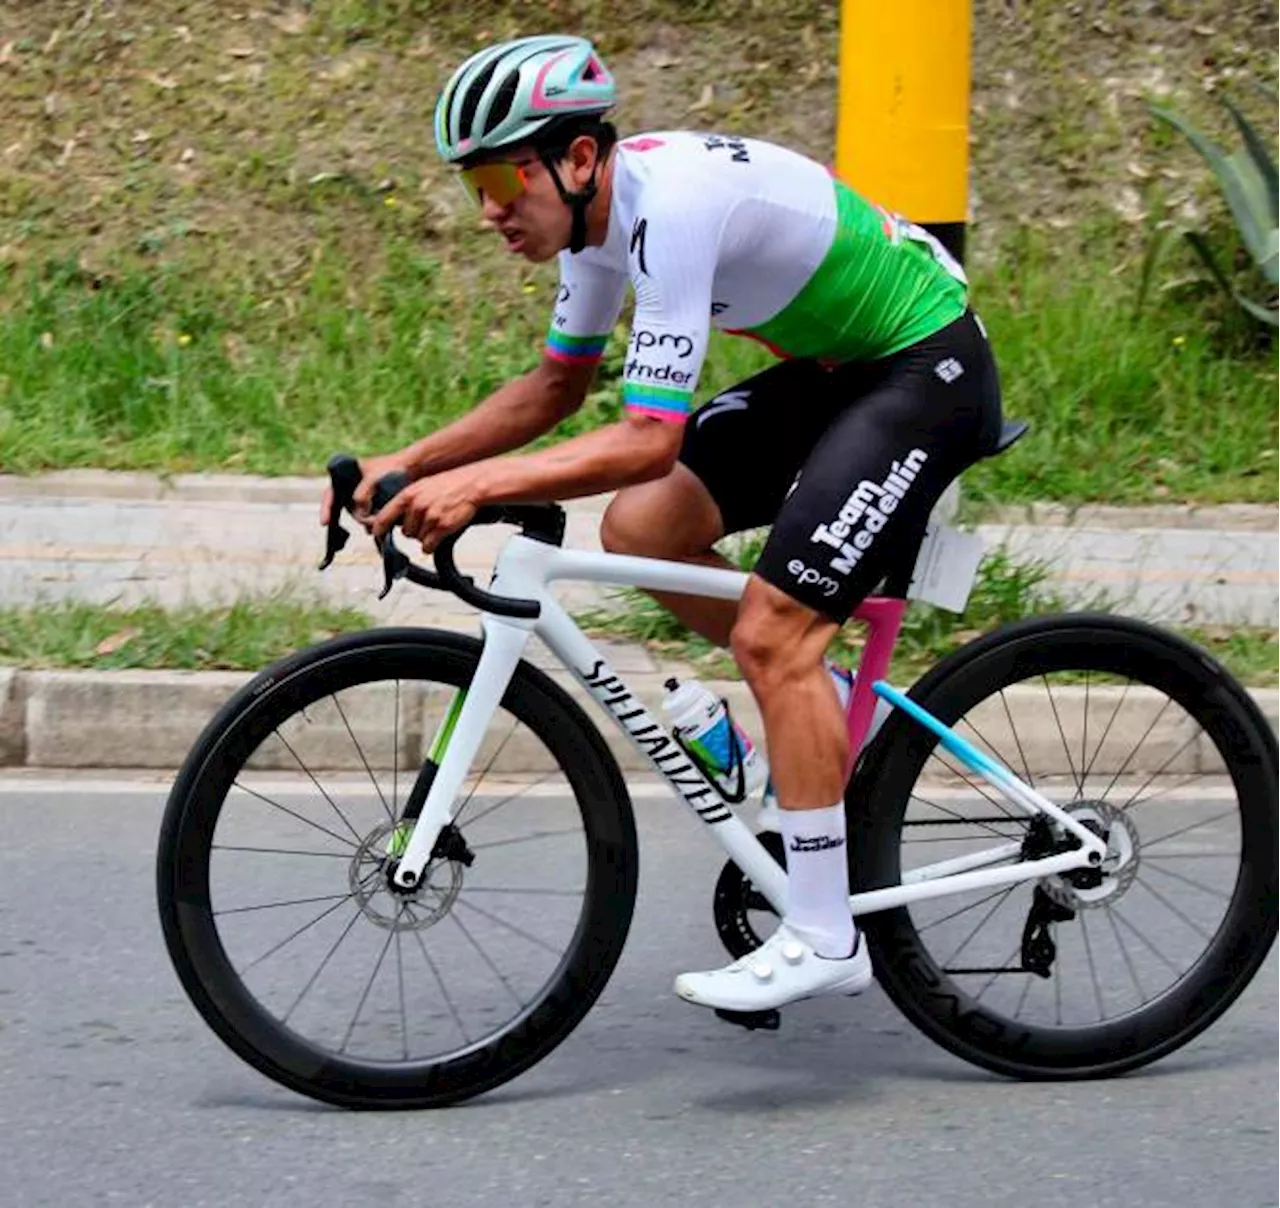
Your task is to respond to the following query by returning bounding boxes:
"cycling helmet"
[434,35,616,164]
[434,35,617,253]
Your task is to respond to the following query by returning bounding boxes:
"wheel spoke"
[339,917,398,1055]
[231,780,359,850]
[216,891,359,917]
[450,911,528,1010]
[1133,874,1213,942]
[468,827,587,852]
[450,718,527,827]
[393,679,400,816]
[1141,807,1239,851]
[395,924,408,1062]
[463,886,583,897]
[331,693,393,824]
[273,729,366,845]
[948,716,1024,820]
[998,687,1036,788]
[212,844,354,859]
[1080,671,1090,793]
[455,896,566,957]
[1096,696,1176,804]
[925,756,1022,825]
[412,927,471,1046]
[1042,674,1083,799]
[1142,859,1232,901]
[970,939,1024,1004]
[939,885,1019,969]
[1117,729,1204,813]
[283,904,364,1025]
[243,892,360,973]
[458,769,563,831]
[1122,770,1214,812]
[917,885,1019,935]
[1080,680,1132,781]
[1079,911,1106,1023]
[1108,906,1182,976]
[1102,903,1147,1006]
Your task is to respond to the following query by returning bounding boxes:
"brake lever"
[320,454,362,570]
[370,471,414,600]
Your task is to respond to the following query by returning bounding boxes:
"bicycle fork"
[386,617,534,891]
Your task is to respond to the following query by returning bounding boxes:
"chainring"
[712,830,786,958]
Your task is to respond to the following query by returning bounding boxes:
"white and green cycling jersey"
[545,130,969,423]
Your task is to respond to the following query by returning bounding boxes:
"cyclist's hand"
[319,453,413,528]
[371,466,481,554]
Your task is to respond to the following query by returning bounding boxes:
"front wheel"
[851,613,1277,1080]
[157,629,638,1108]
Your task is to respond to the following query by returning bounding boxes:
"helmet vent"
[484,71,519,136]
[458,57,501,140]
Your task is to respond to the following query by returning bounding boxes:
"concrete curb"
[2,666,1274,776]
[3,472,1275,531]
[976,502,1277,533]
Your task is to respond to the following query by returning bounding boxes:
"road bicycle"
[156,431,1278,1108]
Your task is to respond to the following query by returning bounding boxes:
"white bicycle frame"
[388,532,1109,912]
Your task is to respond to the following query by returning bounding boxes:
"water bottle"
[661,677,768,803]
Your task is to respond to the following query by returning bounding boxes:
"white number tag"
[908,523,983,613]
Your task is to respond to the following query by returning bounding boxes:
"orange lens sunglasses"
[458,156,539,207]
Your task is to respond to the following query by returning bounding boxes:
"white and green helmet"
[434,35,616,164]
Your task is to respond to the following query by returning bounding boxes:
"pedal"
[714,1008,781,1032]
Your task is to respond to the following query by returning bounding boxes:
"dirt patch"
[1,2,1275,289]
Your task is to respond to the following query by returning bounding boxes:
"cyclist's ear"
[563,134,602,188]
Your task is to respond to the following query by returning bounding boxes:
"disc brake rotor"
[1042,800,1140,910]
[349,820,464,931]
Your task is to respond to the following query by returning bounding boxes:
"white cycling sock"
[779,801,857,958]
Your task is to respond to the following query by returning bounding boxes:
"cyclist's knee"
[730,581,831,691]
[600,467,721,558]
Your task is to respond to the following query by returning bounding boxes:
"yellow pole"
[835,0,972,261]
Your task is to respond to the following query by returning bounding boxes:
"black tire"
[850,613,1277,1080]
[157,629,638,1108]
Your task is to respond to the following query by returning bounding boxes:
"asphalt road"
[1,777,1275,1208]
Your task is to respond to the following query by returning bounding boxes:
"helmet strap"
[541,151,601,255]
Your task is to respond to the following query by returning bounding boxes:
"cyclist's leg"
[677,310,1002,1011]
[600,359,839,646]
[742,309,1002,809]
[599,464,740,646]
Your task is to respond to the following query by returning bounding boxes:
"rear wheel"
[852,614,1277,1079]
[157,629,638,1108]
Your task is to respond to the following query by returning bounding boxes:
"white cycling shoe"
[674,925,873,1012]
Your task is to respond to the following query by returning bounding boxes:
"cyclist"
[326,34,1003,1014]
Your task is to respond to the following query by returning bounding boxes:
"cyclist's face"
[463,138,597,262]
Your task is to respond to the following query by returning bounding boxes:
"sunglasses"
[458,156,541,207]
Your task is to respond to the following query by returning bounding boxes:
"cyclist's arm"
[470,411,683,504]
[392,356,597,480]
[470,196,719,503]
[391,256,629,480]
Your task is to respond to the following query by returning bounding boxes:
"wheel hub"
[1042,800,1140,910]
[349,820,466,931]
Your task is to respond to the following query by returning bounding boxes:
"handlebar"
[322,454,565,619]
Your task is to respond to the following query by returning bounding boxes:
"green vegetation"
[575,541,1279,687]
[1148,87,1279,328]
[1,2,1276,501]
[3,225,1275,501]
[0,596,371,671]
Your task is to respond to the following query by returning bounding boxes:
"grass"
[1,2,1275,500]
[0,561,1271,686]
[574,540,1280,687]
[961,223,1278,504]
[0,596,371,672]
[3,223,1276,501]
